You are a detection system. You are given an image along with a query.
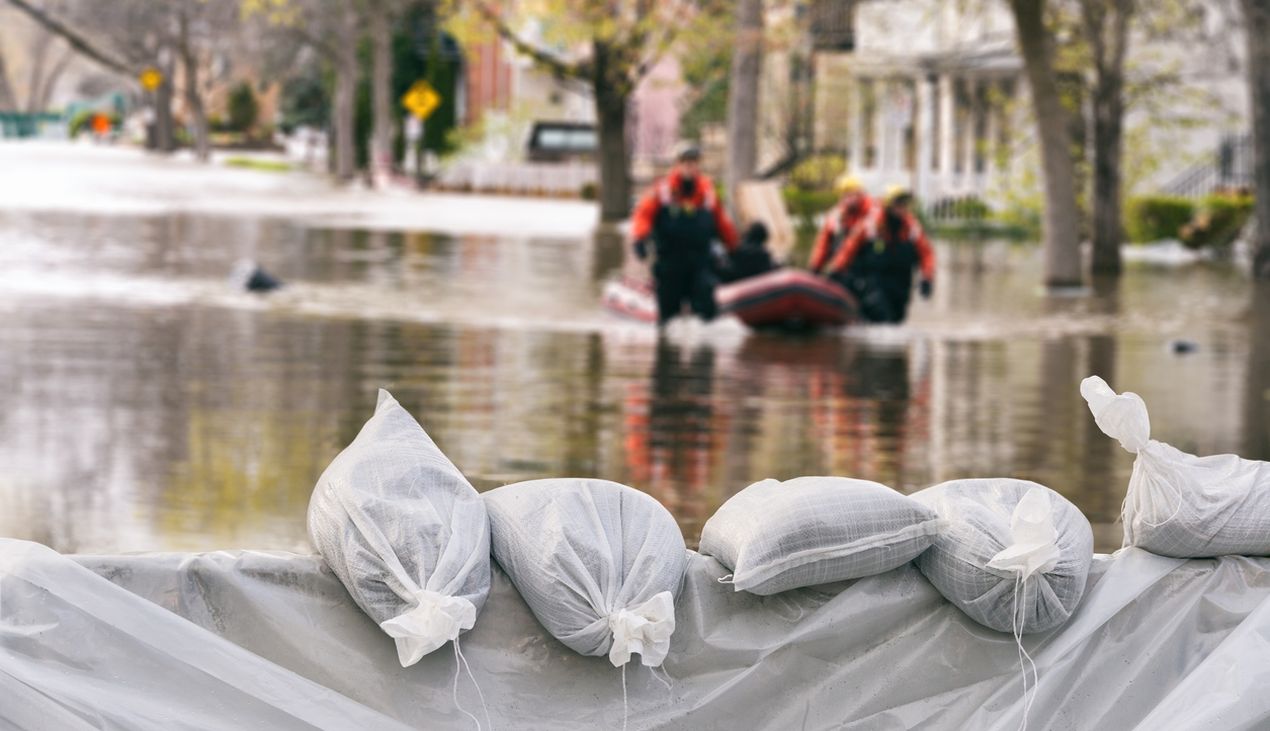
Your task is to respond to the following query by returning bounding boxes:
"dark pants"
[833,270,913,324]
[654,260,718,324]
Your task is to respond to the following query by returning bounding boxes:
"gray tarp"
[3,537,1270,730]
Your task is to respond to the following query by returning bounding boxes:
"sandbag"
[699,476,942,595]
[307,389,491,667]
[483,478,687,667]
[1082,375,1270,557]
[912,478,1093,633]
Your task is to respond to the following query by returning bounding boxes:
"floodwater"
[1,209,1267,554]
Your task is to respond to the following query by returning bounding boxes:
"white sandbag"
[1082,375,1270,557]
[307,389,490,667]
[483,478,687,667]
[699,476,943,595]
[912,478,1093,633]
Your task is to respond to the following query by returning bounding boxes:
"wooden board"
[735,180,796,259]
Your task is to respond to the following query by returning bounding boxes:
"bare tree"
[470,0,691,222]
[244,0,364,181]
[175,2,209,161]
[1008,0,1084,287]
[332,2,359,181]
[0,40,18,111]
[3,0,134,76]
[369,2,395,185]
[726,0,763,217]
[1243,0,1270,279]
[1080,0,1134,276]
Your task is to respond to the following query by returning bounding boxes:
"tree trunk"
[178,14,210,163]
[153,53,176,153]
[726,0,763,220]
[1009,0,1084,287]
[1084,0,1133,276]
[369,6,395,187]
[593,41,632,222]
[1089,79,1124,274]
[1243,0,1270,280]
[0,43,18,111]
[24,28,53,112]
[1245,285,1270,459]
[332,5,359,182]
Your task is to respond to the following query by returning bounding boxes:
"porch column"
[938,73,955,178]
[849,75,863,172]
[915,73,935,201]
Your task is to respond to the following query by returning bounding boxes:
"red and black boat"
[602,269,858,330]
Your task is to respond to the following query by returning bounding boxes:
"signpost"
[401,80,441,180]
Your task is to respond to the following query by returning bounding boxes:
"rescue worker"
[808,174,875,275]
[823,185,935,324]
[630,144,739,325]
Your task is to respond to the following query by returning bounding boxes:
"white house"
[809,0,1250,207]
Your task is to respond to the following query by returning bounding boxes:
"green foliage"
[67,109,119,137]
[1124,195,1196,243]
[1180,192,1255,250]
[227,82,260,133]
[786,153,845,192]
[782,186,837,233]
[579,181,598,200]
[677,5,733,142]
[950,196,990,221]
[223,156,293,172]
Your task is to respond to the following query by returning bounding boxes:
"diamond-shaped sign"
[401,80,441,121]
[139,67,163,92]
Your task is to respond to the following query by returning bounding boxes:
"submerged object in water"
[231,259,284,293]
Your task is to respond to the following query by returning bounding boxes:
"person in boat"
[630,144,739,325]
[809,174,875,275]
[822,185,935,324]
[718,222,777,283]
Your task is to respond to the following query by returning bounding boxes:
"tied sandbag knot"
[607,591,675,667]
[381,589,476,667]
[987,489,1061,580]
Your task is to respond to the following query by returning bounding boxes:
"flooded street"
[1,202,1266,554]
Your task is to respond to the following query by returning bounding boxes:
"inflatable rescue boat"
[602,269,858,330]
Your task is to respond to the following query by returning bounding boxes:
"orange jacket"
[826,206,936,279]
[809,194,875,273]
[630,170,739,251]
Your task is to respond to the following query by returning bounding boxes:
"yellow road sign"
[139,67,163,92]
[401,80,440,120]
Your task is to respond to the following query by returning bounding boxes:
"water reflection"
[0,210,1266,554]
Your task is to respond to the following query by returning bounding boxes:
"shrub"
[782,187,838,232]
[579,181,598,200]
[950,196,990,221]
[68,109,119,137]
[1180,191,1255,250]
[1124,195,1195,243]
[787,153,846,192]
[227,82,259,133]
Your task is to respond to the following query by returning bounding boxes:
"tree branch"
[3,0,134,76]
[631,0,699,81]
[470,0,587,80]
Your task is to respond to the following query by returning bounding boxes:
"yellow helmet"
[883,184,911,205]
[834,174,863,195]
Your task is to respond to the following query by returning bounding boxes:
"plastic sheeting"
[5,537,1270,730]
